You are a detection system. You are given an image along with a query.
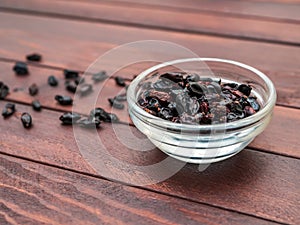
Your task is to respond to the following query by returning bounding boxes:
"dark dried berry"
[0,82,9,99]
[64,69,79,79]
[55,95,73,105]
[247,97,260,111]
[114,94,127,102]
[149,90,170,104]
[107,113,119,123]
[32,100,42,111]
[244,106,256,116]
[29,83,38,96]
[74,77,85,85]
[2,103,15,118]
[26,53,42,62]
[238,84,252,96]
[59,112,81,125]
[208,82,221,94]
[48,75,59,87]
[185,74,200,83]
[115,76,126,87]
[153,79,174,91]
[160,72,183,83]
[13,62,29,75]
[158,107,173,120]
[90,107,109,121]
[223,83,238,89]
[78,118,101,128]
[227,112,238,122]
[65,80,77,93]
[92,71,108,83]
[138,98,148,107]
[108,98,124,109]
[21,112,32,128]
[79,84,93,96]
[200,77,214,83]
[147,98,160,111]
[188,82,207,96]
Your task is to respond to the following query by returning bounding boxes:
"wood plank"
[0,13,299,109]
[0,102,299,224]
[1,0,300,45]
[0,12,299,79]
[1,62,300,158]
[109,0,300,22]
[1,155,276,225]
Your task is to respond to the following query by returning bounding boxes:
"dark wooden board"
[0,13,299,81]
[108,0,300,22]
[1,154,278,225]
[0,102,299,224]
[1,0,299,45]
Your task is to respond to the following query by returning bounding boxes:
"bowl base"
[149,138,253,164]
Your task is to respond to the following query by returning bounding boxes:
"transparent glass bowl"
[127,58,276,164]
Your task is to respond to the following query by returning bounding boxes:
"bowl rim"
[127,58,276,131]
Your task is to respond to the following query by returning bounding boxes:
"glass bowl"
[127,58,276,164]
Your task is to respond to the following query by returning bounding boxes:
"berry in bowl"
[127,58,276,164]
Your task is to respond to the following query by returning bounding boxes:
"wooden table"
[0,1,299,224]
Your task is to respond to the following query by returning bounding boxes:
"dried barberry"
[79,84,93,96]
[59,112,81,125]
[108,98,124,109]
[78,118,101,128]
[65,80,77,93]
[29,83,38,96]
[74,77,85,85]
[48,75,59,87]
[64,69,79,79]
[32,100,42,111]
[26,53,42,62]
[21,112,32,128]
[238,84,252,96]
[247,97,260,111]
[55,95,73,105]
[92,71,108,83]
[0,82,9,99]
[115,76,126,87]
[114,93,127,102]
[13,62,29,75]
[2,103,15,118]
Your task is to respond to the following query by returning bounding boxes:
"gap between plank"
[0,7,299,47]
[0,150,288,225]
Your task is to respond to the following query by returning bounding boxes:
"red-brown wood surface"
[109,0,300,22]
[1,0,300,45]
[1,61,300,158]
[0,102,299,224]
[0,154,279,225]
[0,1,299,224]
[0,13,299,76]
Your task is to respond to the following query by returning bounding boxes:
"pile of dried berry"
[137,72,260,125]
[1,53,127,129]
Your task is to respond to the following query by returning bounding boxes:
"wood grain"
[1,155,278,225]
[0,102,299,224]
[108,0,300,22]
[0,12,299,82]
[1,0,300,45]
